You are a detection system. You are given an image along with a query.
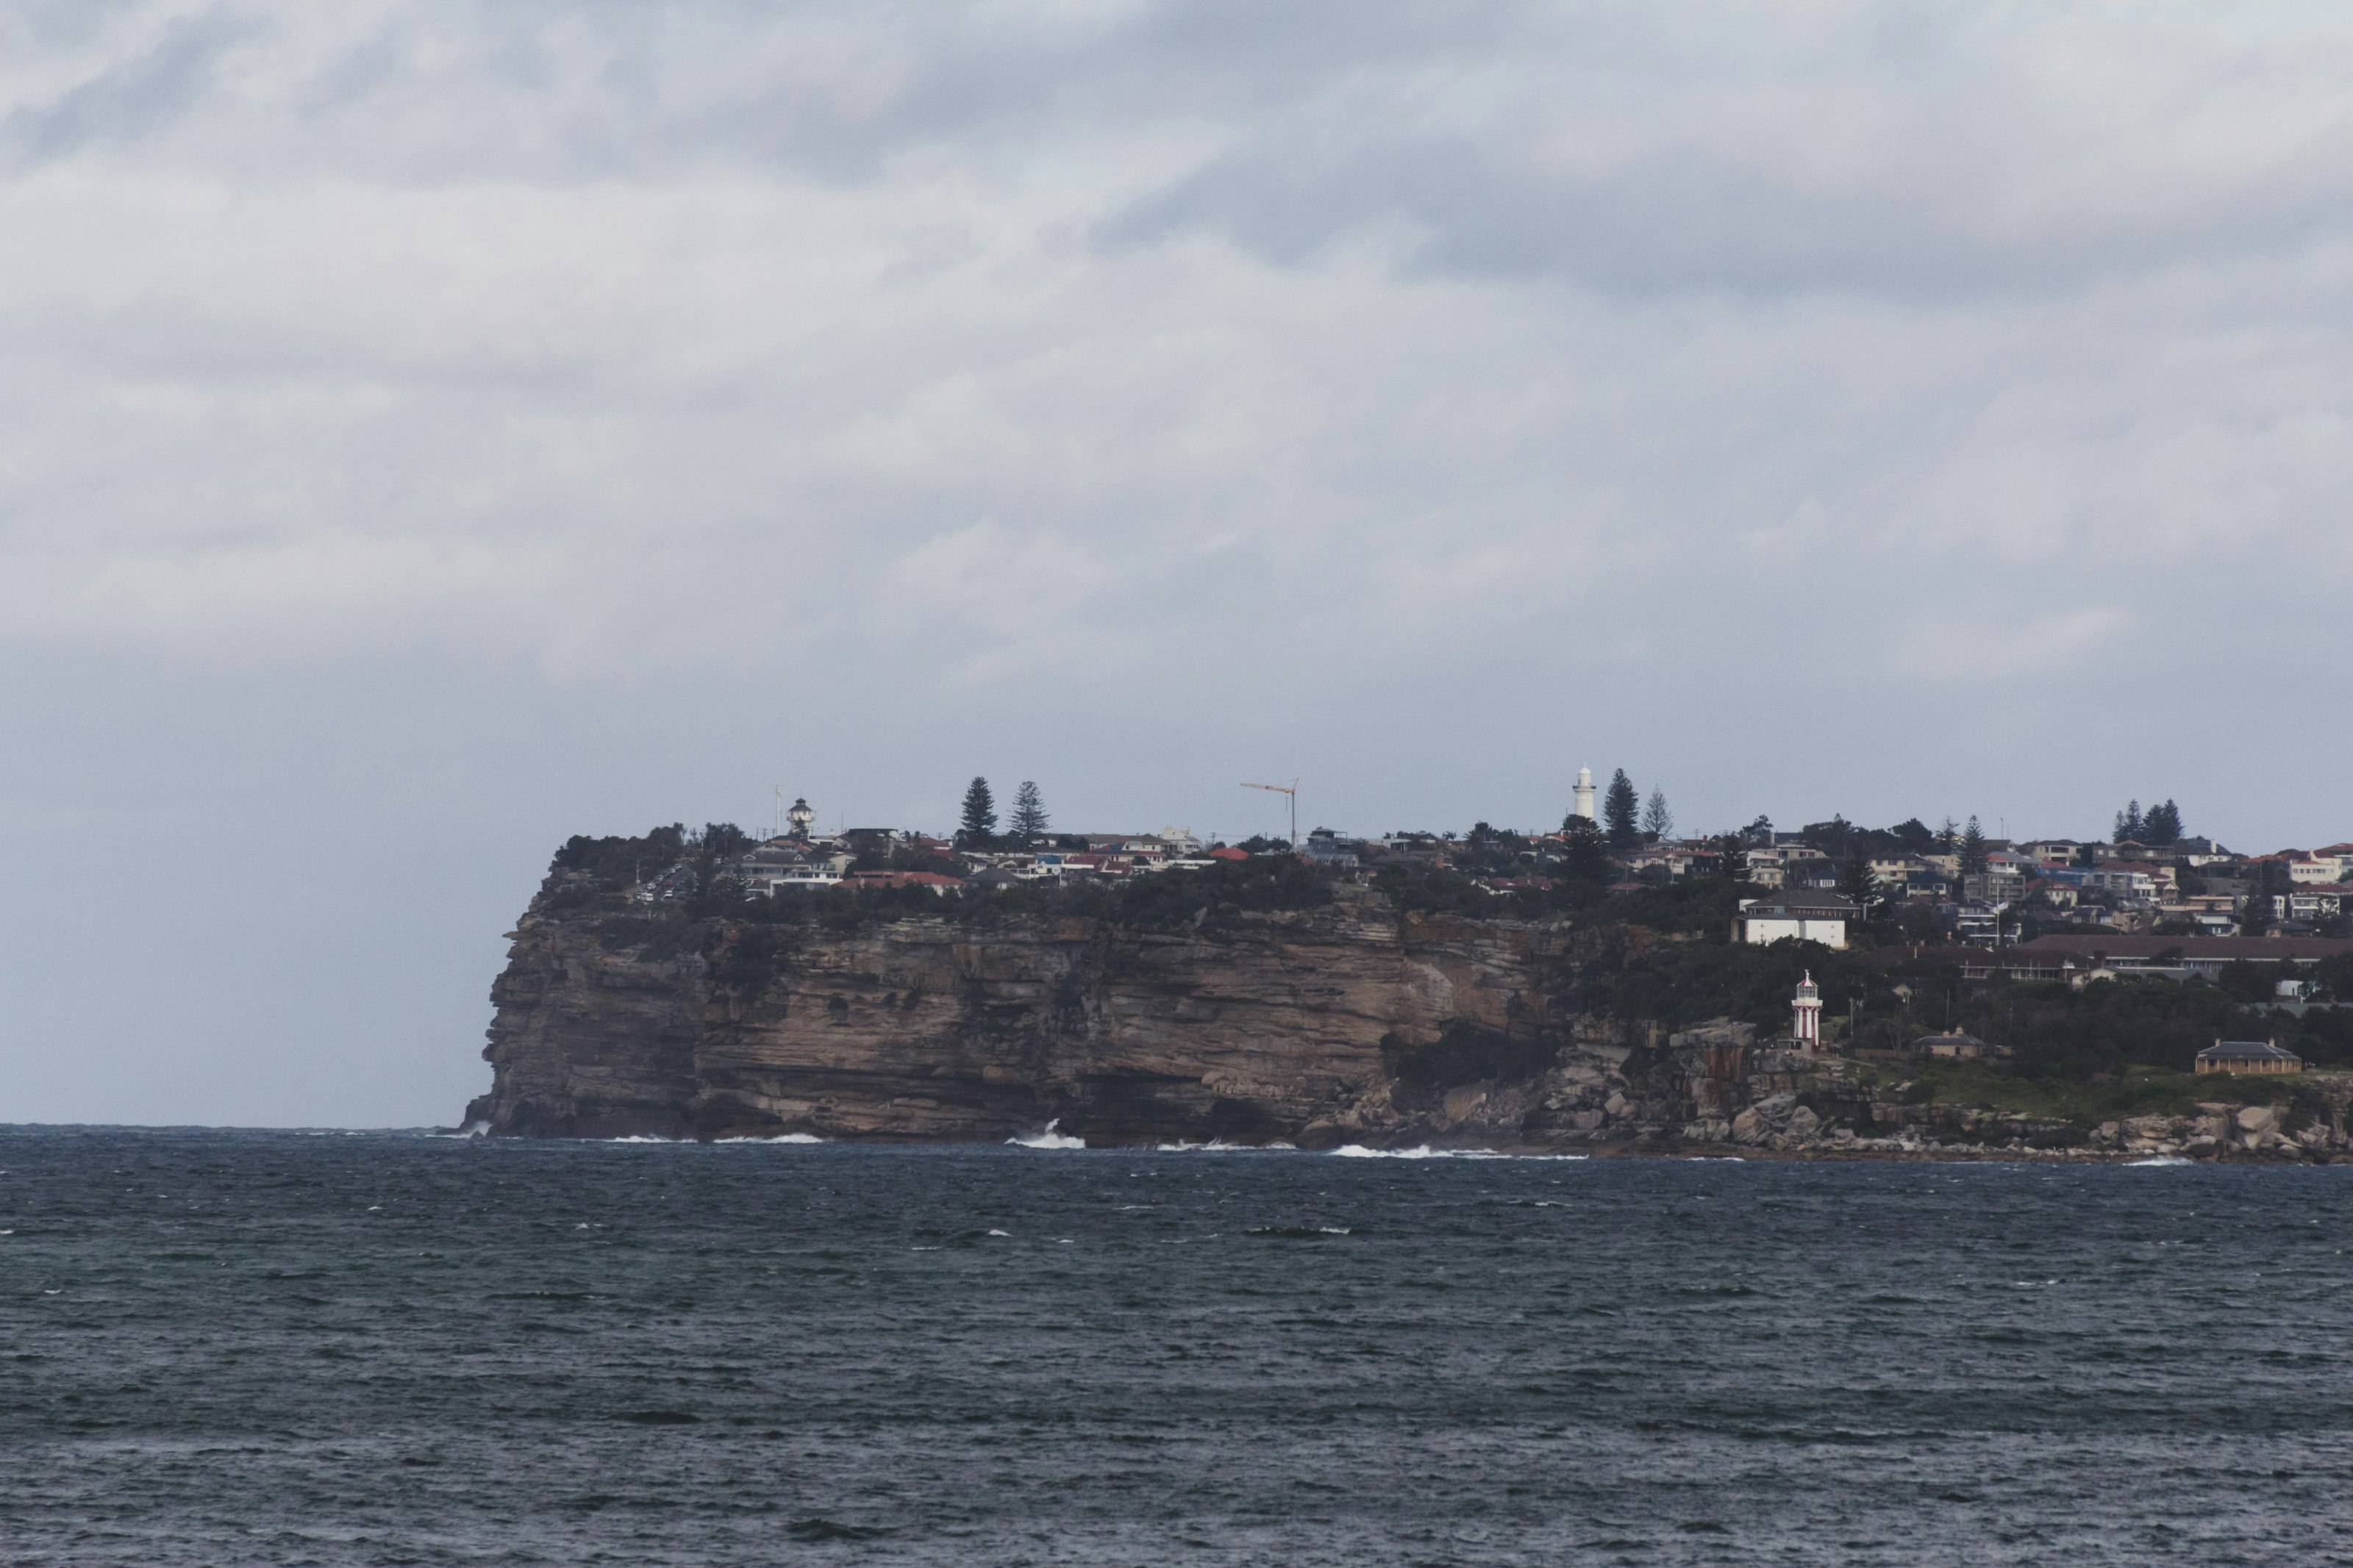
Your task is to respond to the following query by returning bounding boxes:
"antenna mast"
[1240,779,1300,847]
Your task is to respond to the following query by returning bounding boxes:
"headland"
[465,790,2353,1161]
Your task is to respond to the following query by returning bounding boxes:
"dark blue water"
[5,1130,2352,1565]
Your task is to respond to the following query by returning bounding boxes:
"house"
[1735,890,1857,949]
[2195,1039,2303,1075]
[1869,855,1930,890]
[2082,866,2160,904]
[1962,870,2027,906]
[1743,845,1828,890]
[1918,1031,2003,1061]
[2017,840,2082,869]
[2010,933,2353,980]
[738,845,847,895]
[841,870,963,895]
[1301,828,1361,868]
[2278,885,2347,924]
[1206,846,1251,862]
[1951,904,2010,945]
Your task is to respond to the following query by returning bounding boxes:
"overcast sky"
[4,1,2350,1126]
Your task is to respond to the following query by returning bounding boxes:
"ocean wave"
[714,1134,826,1144]
[1329,1145,1589,1161]
[1007,1119,1086,1150]
[1244,1225,1354,1238]
[2126,1156,2195,1167]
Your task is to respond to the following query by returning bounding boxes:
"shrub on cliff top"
[1112,855,1335,927]
[553,826,688,887]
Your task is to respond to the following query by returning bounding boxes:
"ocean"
[4,1128,2350,1566]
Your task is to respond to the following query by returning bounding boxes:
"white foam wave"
[987,1228,1012,1238]
[1330,1145,1588,1161]
[1007,1119,1086,1150]
[2127,1156,2195,1167]
[715,1133,826,1144]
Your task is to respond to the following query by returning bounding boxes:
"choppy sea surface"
[5,1129,2352,1566]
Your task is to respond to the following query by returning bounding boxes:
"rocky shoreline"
[467,895,2350,1164]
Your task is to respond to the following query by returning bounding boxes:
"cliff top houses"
[626,785,2351,952]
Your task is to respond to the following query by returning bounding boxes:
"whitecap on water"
[715,1134,826,1144]
[1007,1119,1086,1150]
[1330,1145,1588,1161]
[2126,1156,2195,1167]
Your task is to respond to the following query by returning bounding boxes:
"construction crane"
[1240,779,1299,847]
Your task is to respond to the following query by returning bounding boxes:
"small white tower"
[1792,971,1822,1055]
[1573,766,1596,822]
[786,796,815,840]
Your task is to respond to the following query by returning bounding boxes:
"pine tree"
[1603,769,1641,851]
[957,777,998,847]
[2241,867,2275,937]
[1641,788,1674,842]
[1008,780,1048,843]
[1960,815,1989,874]
[1714,832,1749,882]
[2114,799,2144,845]
[2143,798,2183,846]
[1561,817,1610,882]
[1838,853,1877,911]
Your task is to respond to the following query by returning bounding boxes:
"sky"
[4,1,2351,1126]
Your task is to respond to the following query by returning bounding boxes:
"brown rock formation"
[464,889,1589,1145]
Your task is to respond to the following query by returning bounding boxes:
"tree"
[957,777,998,847]
[1009,780,1049,843]
[1889,817,1934,853]
[1938,817,1959,852]
[1603,769,1641,851]
[2143,798,2183,846]
[2114,799,2144,844]
[1960,815,1989,875]
[1641,789,1674,842]
[1561,817,1610,882]
[1713,832,1749,883]
[1744,815,1774,846]
[1838,853,1878,912]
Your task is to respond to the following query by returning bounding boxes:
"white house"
[1735,891,1857,950]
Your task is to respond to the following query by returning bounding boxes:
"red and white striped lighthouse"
[1792,971,1822,1054]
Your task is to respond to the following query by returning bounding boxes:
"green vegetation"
[1603,770,1640,851]
[957,777,997,848]
[1855,1062,2274,1123]
[1007,780,1049,843]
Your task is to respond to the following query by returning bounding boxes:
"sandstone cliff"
[465,890,2353,1160]
[465,889,1610,1145]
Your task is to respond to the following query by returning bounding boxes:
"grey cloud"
[1,9,254,163]
[1103,121,2353,304]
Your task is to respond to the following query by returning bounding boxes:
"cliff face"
[464,892,2353,1160]
[465,890,1602,1145]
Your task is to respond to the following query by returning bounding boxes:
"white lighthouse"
[786,795,815,840]
[1573,766,1596,822]
[1791,971,1823,1055]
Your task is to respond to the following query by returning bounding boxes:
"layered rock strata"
[465,895,2353,1160]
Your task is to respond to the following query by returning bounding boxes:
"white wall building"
[1735,892,1857,950]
